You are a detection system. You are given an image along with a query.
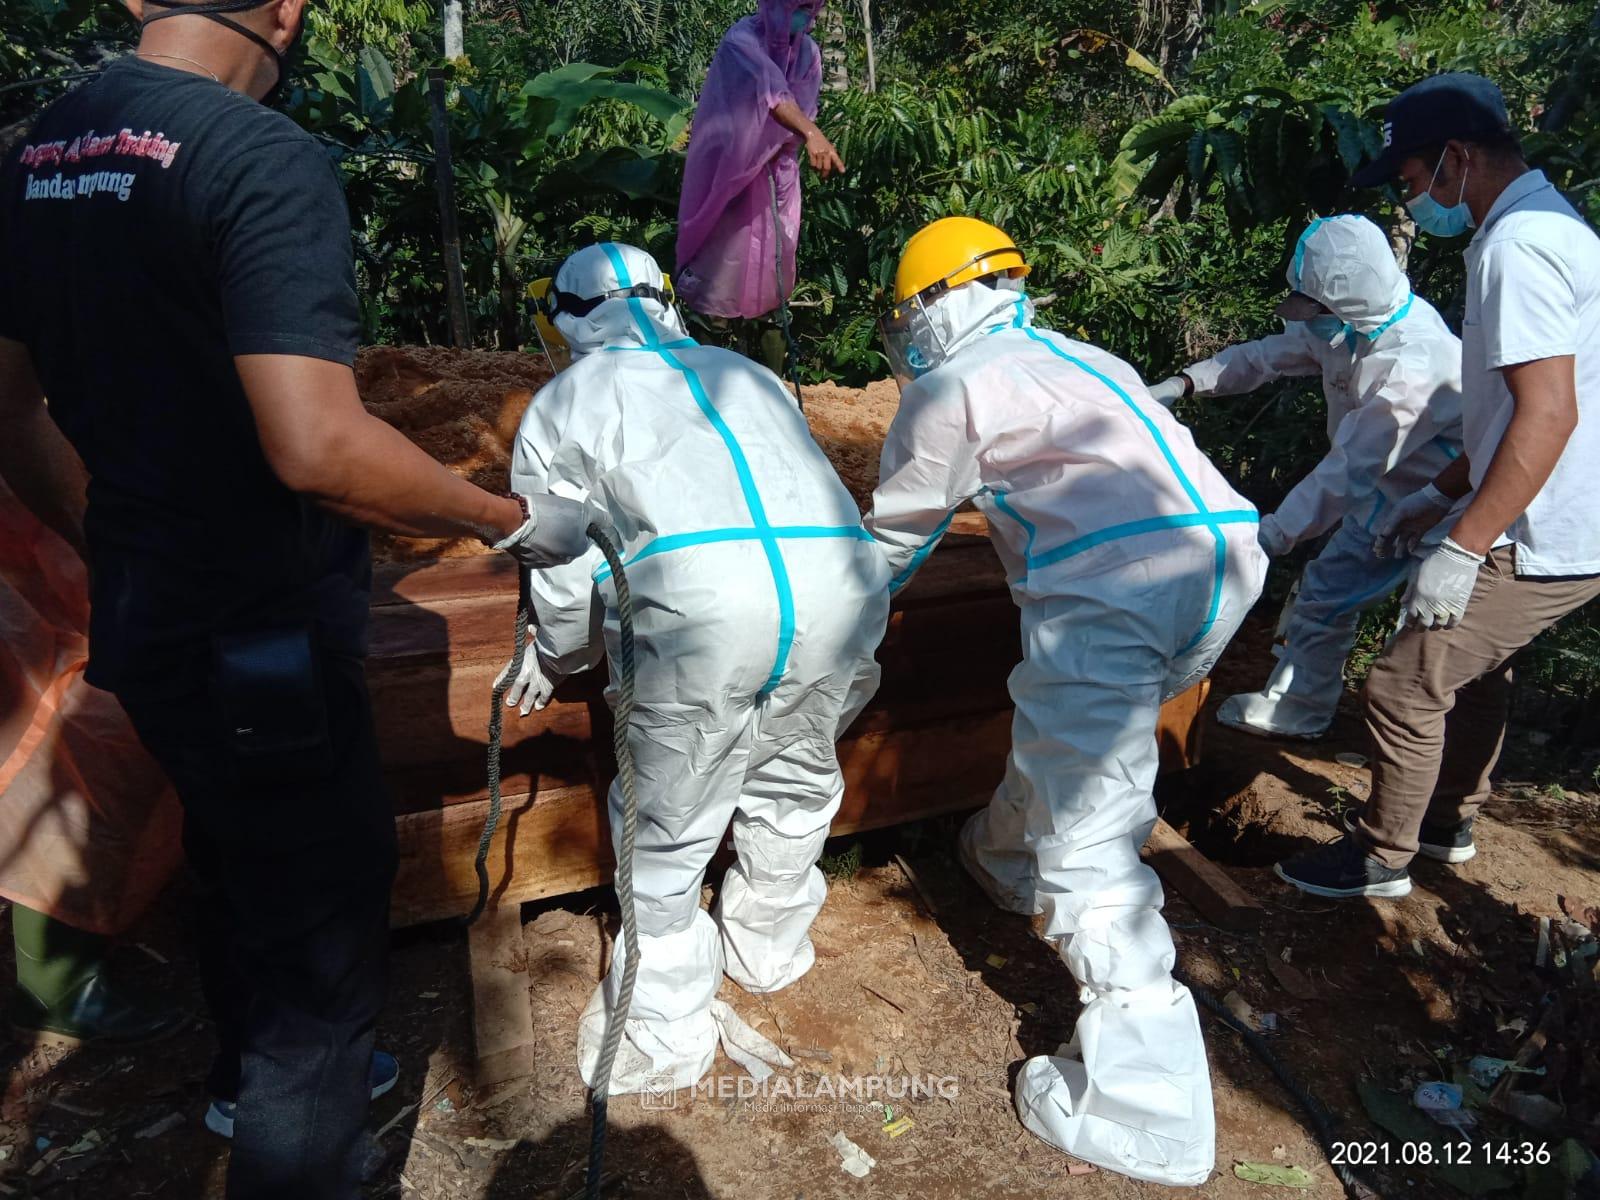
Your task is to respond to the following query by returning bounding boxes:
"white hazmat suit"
[866,279,1267,1185]
[1182,215,1463,738]
[508,244,890,1094]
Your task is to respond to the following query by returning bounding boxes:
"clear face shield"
[878,291,948,391]
[879,273,1025,391]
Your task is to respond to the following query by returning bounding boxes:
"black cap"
[1351,72,1512,188]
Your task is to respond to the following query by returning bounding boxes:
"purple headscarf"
[674,0,824,319]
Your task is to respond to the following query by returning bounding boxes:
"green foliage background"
[5,0,1600,739]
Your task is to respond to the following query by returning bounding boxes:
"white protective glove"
[1373,483,1453,559]
[1403,537,1485,629]
[1147,374,1190,409]
[494,493,599,569]
[1256,512,1295,557]
[494,634,561,715]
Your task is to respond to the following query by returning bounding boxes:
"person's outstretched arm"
[1182,327,1324,398]
[236,353,525,543]
[772,98,844,177]
[866,379,984,593]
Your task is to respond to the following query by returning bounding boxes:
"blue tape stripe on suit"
[599,243,799,694]
[1018,325,1239,652]
[594,525,873,582]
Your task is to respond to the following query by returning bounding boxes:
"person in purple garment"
[675,0,844,320]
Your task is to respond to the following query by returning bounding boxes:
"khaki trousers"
[1359,547,1600,870]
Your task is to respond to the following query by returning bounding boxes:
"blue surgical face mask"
[1407,148,1473,238]
[790,9,810,34]
[1306,314,1347,343]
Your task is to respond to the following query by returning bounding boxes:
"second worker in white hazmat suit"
[1151,215,1463,739]
[504,243,890,1094]
[869,217,1267,1186]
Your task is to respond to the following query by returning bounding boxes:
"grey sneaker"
[1274,835,1412,899]
[1341,807,1476,864]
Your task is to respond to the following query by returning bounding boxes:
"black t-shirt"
[0,57,370,698]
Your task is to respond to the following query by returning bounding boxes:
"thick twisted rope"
[584,525,639,1200]
[467,569,532,927]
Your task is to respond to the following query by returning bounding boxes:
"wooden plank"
[392,783,609,926]
[369,533,1008,616]
[1155,677,1210,773]
[466,906,536,1087]
[1141,817,1265,933]
[389,693,1209,928]
[375,540,1216,925]
[390,711,1011,925]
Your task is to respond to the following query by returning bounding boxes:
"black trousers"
[121,652,396,1200]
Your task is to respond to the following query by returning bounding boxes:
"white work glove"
[1148,375,1191,409]
[1403,537,1484,629]
[493,633,561,715]
[1373,483,1453,559]
[1256,513,1295,557]
[494,493,599,569]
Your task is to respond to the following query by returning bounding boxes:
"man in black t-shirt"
[0,2,590,1195]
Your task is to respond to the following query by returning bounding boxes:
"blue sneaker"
[205,1050,400,1139]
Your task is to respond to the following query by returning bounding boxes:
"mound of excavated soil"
[798,377,900,509]
[357,346,555,562]
[356,346,900,563]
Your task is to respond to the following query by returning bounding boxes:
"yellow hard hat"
[525,277,568,351]
[893,216,1029,304]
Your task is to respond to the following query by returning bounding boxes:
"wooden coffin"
[371,523,1210,927]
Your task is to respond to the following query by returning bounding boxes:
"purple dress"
[675,0,823,319]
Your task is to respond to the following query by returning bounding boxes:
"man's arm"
[236,354,524,543]
[1448,356,1578,555]
[0,337,89,557]
[1430,451,1474,500]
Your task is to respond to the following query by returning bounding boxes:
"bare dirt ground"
[3,627,1597,1199]
[4,359,1597,1199]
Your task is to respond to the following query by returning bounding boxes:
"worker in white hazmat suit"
[501,243,890,1094]
[1150,215,1463,739]
[869,217,1267,1185]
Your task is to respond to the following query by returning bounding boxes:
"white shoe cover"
[1215,690,1331,740]
[1014,978,1215,1186]
[577,994,796,1096]
[578,988,716,1095]
[578,916,722,1095]
[723,934,817,995]
[577,914,799,1096]
[708,999,793,1082]
[958,808,1042,916]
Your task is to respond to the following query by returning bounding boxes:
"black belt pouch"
[211,625,334,781]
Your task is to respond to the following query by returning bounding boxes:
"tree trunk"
[498,257,519,351]
[442,0,464,60]
[427,70,472,348]
[820,4,849,91]
[859,0,877,93]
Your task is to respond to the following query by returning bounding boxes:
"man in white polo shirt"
[1275,72,1600,898]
